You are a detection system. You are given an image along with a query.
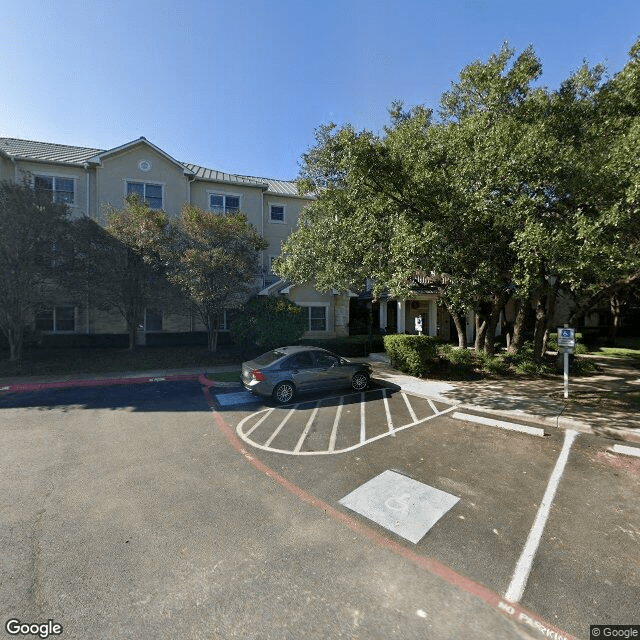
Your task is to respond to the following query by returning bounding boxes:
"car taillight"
[252,369,265,381]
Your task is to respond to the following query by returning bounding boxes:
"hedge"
[383,334,440,377]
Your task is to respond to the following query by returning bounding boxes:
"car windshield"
[252,350,286,366]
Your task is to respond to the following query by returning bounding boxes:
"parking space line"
[401,392,418,423]
[360,392,366,444]
[609,444,640,458]
[245,408,275,437]
[265,407,297,447]
[294,403,320,453]
[383,389,394,433]
[505,429,578,603]
[427,398,439,414]
[328,400,343,453]
[452,412,545,437]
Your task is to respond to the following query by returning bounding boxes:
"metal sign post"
[557,327,576,399]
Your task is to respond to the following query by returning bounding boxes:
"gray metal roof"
[0,137,102,165]
[0,137,307,197]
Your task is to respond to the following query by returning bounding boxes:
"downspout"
[83,163,91,333]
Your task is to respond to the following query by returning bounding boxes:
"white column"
[428,300,438,337]
[466,310,475,345]
[379,300,388,331]
[397,300,406,333]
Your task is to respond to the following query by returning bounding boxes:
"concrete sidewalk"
[367,354,640,445]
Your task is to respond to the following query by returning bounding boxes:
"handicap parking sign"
[557,327,576,348]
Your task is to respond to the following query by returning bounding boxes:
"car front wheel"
[351,372,369,391]
[273,381,296,404]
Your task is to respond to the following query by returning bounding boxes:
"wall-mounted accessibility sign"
[557,327,576,349]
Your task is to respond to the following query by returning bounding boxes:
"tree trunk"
[444,302,467,348]
[508,298,528,355]
[607,295,621,346]
[532,296,547,362]
[474,314,487,352]
[483,295,505,356]
[451,312,467,348]
[8,327,23,363]
[206,313,219,352]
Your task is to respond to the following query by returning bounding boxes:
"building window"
[144,309,163,332]
[34,176,75,204]
[126,182,163,209]
[301,306,328,331]
[218,309,231,331]
[270,204,285,223]
[35,306,76,332]
[210,193,240,214]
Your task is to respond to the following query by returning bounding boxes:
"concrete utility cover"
[215,390,261,407]
[339,470,459,543]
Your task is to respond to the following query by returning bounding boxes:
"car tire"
[351,372,369,392]
[273,381,296,404]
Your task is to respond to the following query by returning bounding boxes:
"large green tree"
[159,205,268,352]
[277,41,636,360]
[0,180,70,361]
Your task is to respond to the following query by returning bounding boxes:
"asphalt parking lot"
[218,383,640,639]
[1,378,639,639]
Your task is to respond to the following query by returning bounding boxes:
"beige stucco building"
[0,136,351,344]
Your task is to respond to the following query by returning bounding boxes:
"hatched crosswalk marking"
[236,388,457,456]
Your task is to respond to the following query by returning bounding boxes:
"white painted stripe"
[294,403,320,453]
[452,412,545,437]
[427,398,438,414]
[401,392,418,423]
[245,408,275,437]
[264,407,296,447]
[610,444,640,458]
[360,392,366,444]
[383,389,394,433]
[235,404,459,456]
[504,429,578,603]
[328,398,344,453]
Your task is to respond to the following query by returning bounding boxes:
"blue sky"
[1,0,638,180]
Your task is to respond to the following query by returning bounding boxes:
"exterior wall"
[94,143,189,223]
[285,282,337,338]
[13,161,89,219]
[3,137,336,341]
[262,194,309,273]
[0,154,14,181]
[189,179,264,230]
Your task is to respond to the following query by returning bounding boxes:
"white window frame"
[300,303,330,332]
[125,180,164,210]
[269,203,286,224]
[208,190,243,215]
[33,174,76,206]
[218,309,231,331]
[36,305,77,333]
[143,308,163,332]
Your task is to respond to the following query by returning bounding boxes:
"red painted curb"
[0,373,201,393]
[201,383,577,640]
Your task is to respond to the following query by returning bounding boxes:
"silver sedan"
[242,346,371,403]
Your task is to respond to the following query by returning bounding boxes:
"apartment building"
[0,136,351,344]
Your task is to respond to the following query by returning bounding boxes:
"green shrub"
[231,296,307,351]
[383,334,440,377]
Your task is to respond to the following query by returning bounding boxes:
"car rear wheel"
[273,381,296,404]
[351,372,369,391]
